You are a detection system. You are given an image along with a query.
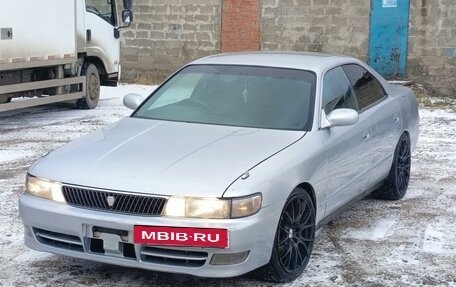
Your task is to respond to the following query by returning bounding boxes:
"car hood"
[29,118,305,197]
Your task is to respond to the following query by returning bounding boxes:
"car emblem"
[106,195,116,208]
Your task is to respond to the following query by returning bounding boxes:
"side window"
[322,67,359,114]
[342,64,386,110]
[86,0,114,25]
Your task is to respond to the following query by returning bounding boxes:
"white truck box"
[0,0,77,72]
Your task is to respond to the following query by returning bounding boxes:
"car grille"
[62,186,167,216]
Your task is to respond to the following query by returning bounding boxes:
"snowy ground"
[0,85,455,287]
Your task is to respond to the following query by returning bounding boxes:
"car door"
[320,67,372,217]
[341,64,401,189]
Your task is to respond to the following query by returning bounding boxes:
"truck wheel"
[255,188,315,283]
[77,63,100,109]
[0,96,12,104]
[372,133,411,200]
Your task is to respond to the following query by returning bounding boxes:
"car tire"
[255,188,316,283]
[77,63,100,109]
[0,96,12,104]
[372,133,411,200]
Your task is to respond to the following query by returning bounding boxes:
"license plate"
[133,226,229,248]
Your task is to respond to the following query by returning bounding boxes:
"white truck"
[0,0,133,112]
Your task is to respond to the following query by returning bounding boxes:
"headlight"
[25,175,66,203]
[163,193,262,219]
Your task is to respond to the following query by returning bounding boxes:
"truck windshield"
[134,65,316,131]
[86,0,115,25]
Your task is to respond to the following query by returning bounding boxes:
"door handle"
[86,29,92,43]
[362,133,370,141]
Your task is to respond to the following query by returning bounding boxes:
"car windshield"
[133,65,316,131]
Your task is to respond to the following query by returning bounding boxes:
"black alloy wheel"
[396,134,411,194]
[255,189,315,283]
[373,133,411,200]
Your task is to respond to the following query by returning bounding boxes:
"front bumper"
[19,194,282,278]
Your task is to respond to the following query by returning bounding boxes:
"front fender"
[223,133,328,225]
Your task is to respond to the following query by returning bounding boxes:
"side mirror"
[121,9,133,23]
[123,0,132,10]
[123,93,144,110]
[321,108,359,128]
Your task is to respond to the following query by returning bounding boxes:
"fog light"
[210,251,249,265]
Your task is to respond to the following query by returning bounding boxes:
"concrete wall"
[121,0,456,96]
[259,0,455,96]
[121,0,221,84]
[408,1,456,96]
[261,0,370,59]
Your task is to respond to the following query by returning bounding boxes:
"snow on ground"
[0,86,455,287]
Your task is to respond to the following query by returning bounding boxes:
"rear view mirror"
[121,9,133,23]
[123,93,145,110]
[321,108,359,128]
[327,109,359,127]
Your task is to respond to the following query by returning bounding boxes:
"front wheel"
[372,133,411,200]
[77,63,100,109]
[255,188,316,283]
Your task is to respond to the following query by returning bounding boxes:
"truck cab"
[80,0,130,85]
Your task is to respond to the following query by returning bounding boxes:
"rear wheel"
[255,188,315,283]
[372,133,411,200]
[0,96,12,104]
[77,63,100,109]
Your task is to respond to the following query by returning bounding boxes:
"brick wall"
[121,0,222,84]
[220,0,260,52]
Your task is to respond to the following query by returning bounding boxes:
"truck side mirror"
[121,10,133,23]
[123,0,132,10]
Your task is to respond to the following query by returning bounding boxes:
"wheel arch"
[83,56,107,79]
[402,129,411,140]
[296,182,317,215]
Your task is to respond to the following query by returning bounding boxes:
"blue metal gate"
[368,0,410,79]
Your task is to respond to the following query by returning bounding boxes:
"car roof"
[190,52,360,73]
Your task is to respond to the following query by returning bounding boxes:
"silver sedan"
[19,52,419,283]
